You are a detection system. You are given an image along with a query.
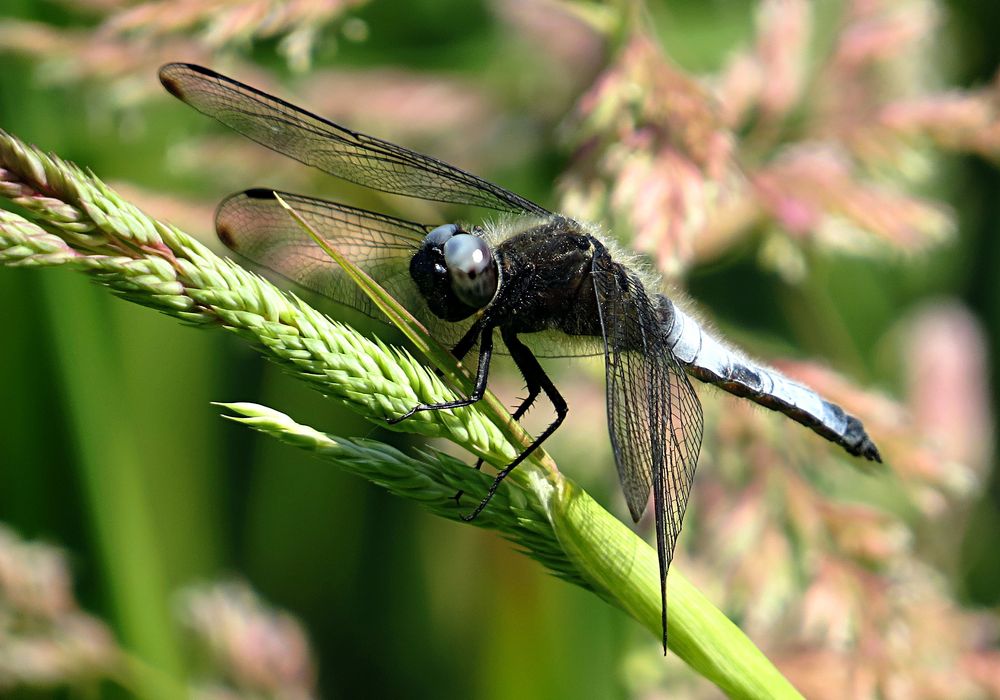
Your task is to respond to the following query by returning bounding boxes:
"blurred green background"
[1,0,998,698]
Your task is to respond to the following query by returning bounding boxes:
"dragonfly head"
[410,223,499,322]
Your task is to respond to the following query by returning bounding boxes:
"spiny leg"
[461,329,567,522]
[386,327,494,424]
[445,321,491,503]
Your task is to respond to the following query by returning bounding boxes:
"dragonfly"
[159,63,882,651]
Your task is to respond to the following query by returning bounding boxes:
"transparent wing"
[519,329,604,359]
[592,250,704,649]
[160,63,550,216]
[216,189,467,344]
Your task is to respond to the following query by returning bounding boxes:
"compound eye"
[443,234,498,309]
[425,223,458,246]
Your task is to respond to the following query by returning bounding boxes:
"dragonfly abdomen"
[657,297,881,462]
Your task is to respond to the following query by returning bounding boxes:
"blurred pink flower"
[561,0,983,278]
[0,0,367,92]
[752,145,952,253]
[0,527,75,623]
[0,526,119,689]
[179,581,316,700]
[105,0,367,70]
[903,301,993,473]
[718,0,811,126]
[880,81,1000,162]
[561,33,738,275]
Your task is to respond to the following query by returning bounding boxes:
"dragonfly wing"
[160,63,550,216]
[519,330,604,359]
[215,189,468,345]
[592,249,704,651]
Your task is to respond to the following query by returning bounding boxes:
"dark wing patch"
[592,248,704,652]
[160,63,549,216]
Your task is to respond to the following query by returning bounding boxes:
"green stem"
[552,479,802,699]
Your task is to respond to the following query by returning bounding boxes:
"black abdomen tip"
[844,416,882,463]
[860,439,882,463]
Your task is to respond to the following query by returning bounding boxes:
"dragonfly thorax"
[410,223,499,321]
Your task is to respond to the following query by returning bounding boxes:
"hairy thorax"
[489,217,605,338]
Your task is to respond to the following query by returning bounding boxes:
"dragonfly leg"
[452,381,542,505]
[432,321,481,380]
[450,321,481,362]
[445,323,493,501]
[386,327,494,424]
[461,330,567,521]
